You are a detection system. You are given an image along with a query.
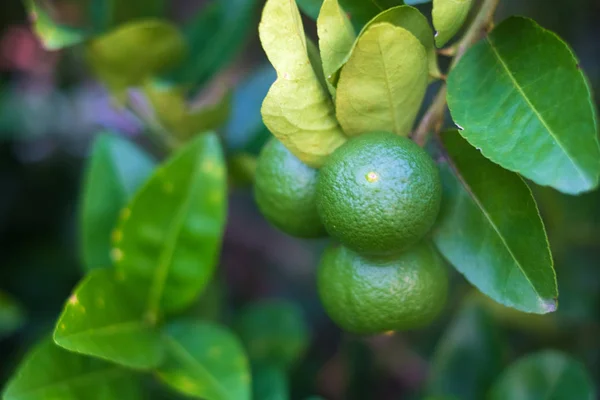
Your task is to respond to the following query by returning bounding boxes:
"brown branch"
[413,0,500,146]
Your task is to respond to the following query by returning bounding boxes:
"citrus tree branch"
[413,0,500,145]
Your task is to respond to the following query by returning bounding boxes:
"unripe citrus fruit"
[254,138,327,238]
[317,241,448,334]
[317,131,442,256]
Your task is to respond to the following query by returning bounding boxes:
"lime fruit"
[254,138,327,238]
[317,131,442,256]
[317,241,448,334]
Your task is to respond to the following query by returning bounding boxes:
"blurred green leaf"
[432,0,473,47]
[228,153,258,187]
[317,0,356,96]
[54,269,164,369]
[259,0,347,168]
[145,82,231,141]
[223,65,275,154]
[0,291,25,339]
[80,133,155,272]
[165,0,259,91]
[447,16,600,195]
[489,350,596,400]
[427,296,504,400]
[112,133,227,316]
[432,131,557,314]
[156,319,251,400]
[2,337,142,400]
[87,19,186,101]
[24,0,87,50]
[335,23,428,137]
[252,364,289,400]
[90,0,166,33]
[236,300,309,369]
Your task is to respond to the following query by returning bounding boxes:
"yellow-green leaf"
[86,19,186,101]
[335,22,428,137]
[433,0,474,47]
[259,0,347,168]
[145,82,231,140]
[25,0,86,50]
[317,0,356,96]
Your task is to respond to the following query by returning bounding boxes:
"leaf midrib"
[163,335,231,400]
[147,151,203,315]
[56,320,146,340]
[443,155,548,305]
[485,36,591,187]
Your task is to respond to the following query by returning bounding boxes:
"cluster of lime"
[255,131,448,334]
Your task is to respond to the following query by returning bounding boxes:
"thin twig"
[413,0,500,146]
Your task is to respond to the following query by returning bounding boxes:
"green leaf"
[0,291,25,339]
[156,319,251,400]
[54,269,164,369]
[335,22,428,137]
[432,0,473,47]
[165,0,259,90]
[252,364,289,400]
[223,65,276,154]
[3,337,142,400]
[259,0,347,168]
[145,82,232,140]
[348,6,441,82]
[90,0,166,34]
[86,19,186,101]
[298,0,405,31]
[489,350,596,400]
[317,0,356,96]
[447,16,600,195]
[427,296,504,400]
[112,133,227,316]
[432,131,557,314]
[24,0,86,50]
[236,300,309,369]
[81,133,155,272]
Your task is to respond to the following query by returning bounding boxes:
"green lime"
[317,131,442,256]
[317,241,448,334]
[254,138,327,238]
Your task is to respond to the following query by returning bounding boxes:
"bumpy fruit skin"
[317,131,442,256]
[254,138,327,238]
[317,242,448,334]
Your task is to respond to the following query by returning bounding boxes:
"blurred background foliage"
[0,0,599,399]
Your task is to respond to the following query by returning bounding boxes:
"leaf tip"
[540,298,558,314]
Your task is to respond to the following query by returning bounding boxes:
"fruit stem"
[413,0,500,146]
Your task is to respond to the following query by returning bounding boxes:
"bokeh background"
[1,0,599,399]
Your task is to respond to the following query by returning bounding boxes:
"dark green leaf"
[2,337,142,400]
[447,16,600,195]
[236,300,309,369]
[427,295,504,400]
[432,0,473,47]
[489,350,596,400]
[432,131,557,314]
[112,133,227,316]
[223,65,275,154]
[335,22,428,137]
[165,0,259,91]
[24,0,87,50]
[157,319,251,400]
[0,291,25,339]
[54,269,164,369]
[259,0,347,168]
[80,133,155,272]
[252,364,289,400]
[86,19,186,101]
[89,0,166,34]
